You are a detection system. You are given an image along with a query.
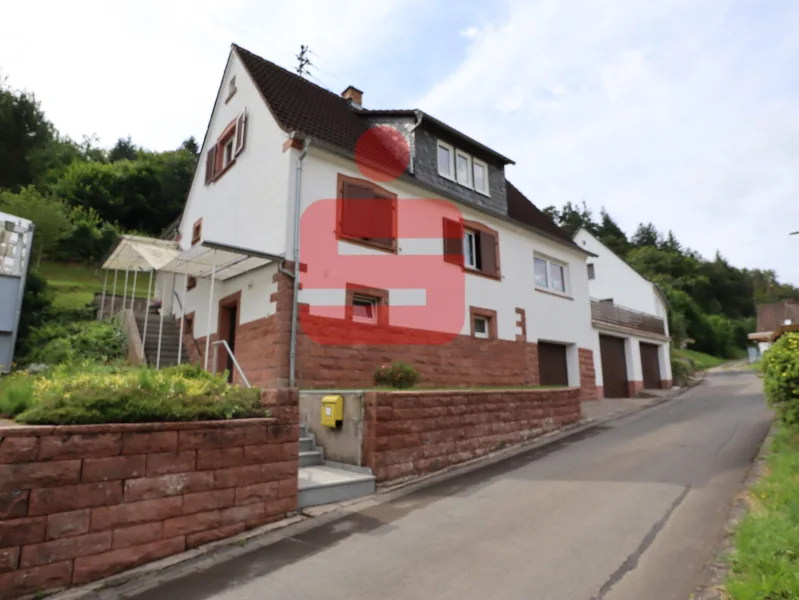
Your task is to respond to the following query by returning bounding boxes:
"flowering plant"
[372,362,421,389]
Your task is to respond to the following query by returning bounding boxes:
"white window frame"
[455,150,472,188]
[352,294,379,324]
[534,254,570,295]
[463,230,477,270]
[473,316,489,339]
[222,138,235,168]
[437,141,455,180]
[472,158,489,195]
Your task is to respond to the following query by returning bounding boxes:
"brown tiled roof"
[506,182,581,249]
[234,45,576,250]
[756,300,799,333]
[234,44,371,154]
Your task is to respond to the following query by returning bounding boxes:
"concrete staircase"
[297,422,376,509]
[135,313,189,368]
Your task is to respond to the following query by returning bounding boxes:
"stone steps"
[296,422,376,509]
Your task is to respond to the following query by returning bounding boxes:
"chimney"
[341,85,363,108]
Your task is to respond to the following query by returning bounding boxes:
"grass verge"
[39,261,152,309]
[725,427,799,599]
[672,348,726,370]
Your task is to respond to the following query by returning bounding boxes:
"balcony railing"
[591,300,666,336]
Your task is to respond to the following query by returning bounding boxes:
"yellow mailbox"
[321,395,344,428]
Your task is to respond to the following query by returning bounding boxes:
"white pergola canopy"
[102,236,283,279]
[160,241,283,280]
[99,236,284,376]
[102,235,180,272]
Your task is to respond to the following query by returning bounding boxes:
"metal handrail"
[172,290,202,359]
[211,340,251,388]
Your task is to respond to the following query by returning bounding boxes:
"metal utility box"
[321,395,344,428]
[0,213,34,374]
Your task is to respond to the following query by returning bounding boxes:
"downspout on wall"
[284,137,311,388]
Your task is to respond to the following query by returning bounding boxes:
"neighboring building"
[748,299,799,355]
[159,43,600,397]
[573,228,672,398]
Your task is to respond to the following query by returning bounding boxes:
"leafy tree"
[660,230,682,253]
[0,77,60,189]
[52,148,196,234]
[543,201,597,237]
[631,222,662,248]
[109,136,138,162]
[595,208,630,257]
[181,136,200,157]
[0,187,70,267]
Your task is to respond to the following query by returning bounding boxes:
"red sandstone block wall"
[578,348,598,401]
[0,390,299,599]
[361,387,582,483]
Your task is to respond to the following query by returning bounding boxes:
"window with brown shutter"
[191,219,202,246]
[204,111,247,185]
[442,218,464,265]
[336,174,397,253]
[444,218,501,280]
[235,110,247,155]
[205,146,217,184]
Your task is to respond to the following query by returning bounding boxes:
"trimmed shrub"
[671,358,692,387]
[11,363,266,425]
[29,319,126,365]
[761,333,799,427]
[0,374,34,417]
[373,362,421,389]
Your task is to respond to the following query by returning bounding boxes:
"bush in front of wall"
[10,363,267,425]
[28,319,126,365]
[373,362,422,389]
[761,333,799,428]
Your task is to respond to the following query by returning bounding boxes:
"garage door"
[599,335,628,398]
[640,342,661,390]
[538,342,569,386]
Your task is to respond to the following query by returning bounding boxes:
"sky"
[2,0,798,285]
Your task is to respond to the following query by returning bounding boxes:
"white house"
[572,228,672,398]
[143,44,600,397]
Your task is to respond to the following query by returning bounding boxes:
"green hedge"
[1,364,266,425]
[761,333,799,427]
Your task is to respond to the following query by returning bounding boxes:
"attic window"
[226,76,237,102]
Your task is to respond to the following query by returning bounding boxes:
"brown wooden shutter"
[205,147,217,184]
[442,218,464,265]
[479,230,498,276]
[235,110,247,155]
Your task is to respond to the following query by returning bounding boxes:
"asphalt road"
[134,369,770,600]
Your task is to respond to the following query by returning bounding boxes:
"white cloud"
[416,0,799,285]
[460,26,481,39]
[0,0,418,150]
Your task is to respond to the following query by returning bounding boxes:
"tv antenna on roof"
[296,45,312,78]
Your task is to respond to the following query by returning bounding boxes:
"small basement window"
[473,316,489,339]
[352,295,378,324]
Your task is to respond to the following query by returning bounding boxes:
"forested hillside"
[2,75,795,360]
[0,77,197,265]
[544,203,799,358]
